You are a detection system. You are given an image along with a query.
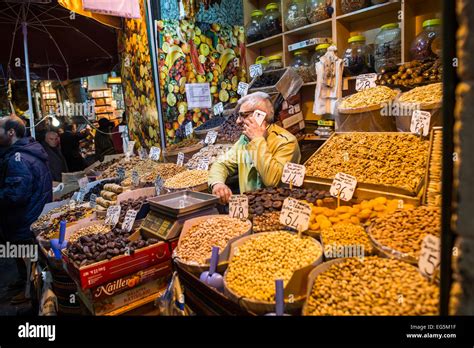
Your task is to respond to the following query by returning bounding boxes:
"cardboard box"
[63,229,171,290]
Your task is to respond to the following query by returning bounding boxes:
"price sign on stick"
[213,102,224,116]
[89,194,97,208]
[205,130,218,145]
[138,147,148,159]
[249,64,263,79]
[419,235,441,280]
[229,195,249,219]
[77,177,88,189]
[126,141,135,157]
[149,146,161,161]
[237,82,249,96]
[121,209,138,233]
[330,172,357,202]
[279,197,311,232]
[76,188,86,203]
[132,170,140,187]
[155,175,164,196]
[197,157,210,171]
[117,167,125,181]
[410,110,431,136]
[177,152,184,166]
[355,73,377,91]
[281,163,306,187]
[105,205,121,227]
[185,122,193,137]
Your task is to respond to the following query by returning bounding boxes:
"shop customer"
[208,92,301,204]
[0,115,52,304]
[95,118,116,161]
[41,131,69,182]
[60,122,88,172]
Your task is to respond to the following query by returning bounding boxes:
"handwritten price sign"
[418,235,441,280]
[105,205,121,227]
[279,197,311,232]
[121,209,138,233]
[213,102,224,116]
[237,82,249,96]
[410,110,431,136]
[355,73,377,91]
[176,152,184,166]
[249,64,263,79]
[330,172,357,201]
[281,163,306,187]
[229,195,249,219]
[205,130,218,145]
[149,146,161,161]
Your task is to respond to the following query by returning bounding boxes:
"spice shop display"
[340,0,367,14]
[118,197,148,225]
[84,179,122,202]
[306,0,331,23]
[246,10,264,43]
[338,86,398,111]
[156,20,246,144]
[95,184,123,211]
[374,23,401,73]
[69,223,111,244]
[376,58,442,89]
[262,3,282,37]
[398,82,442,107]
[252,212,285,233]
[410,19,442,61]
[265,55,283,71]
[285,0,308,31]
[290,50,314,83]
[218,113,243,143]
[368,206,441,262]
[304,257,439,315]
[320,223,374,258]
[304,133,429,194]
[250,69,285,89]
[343,35,374,76]
[194,116,226,132]
[185,144,233,170]
[425,128,442,206]
[163,169,209,190]
[90,158,122,174]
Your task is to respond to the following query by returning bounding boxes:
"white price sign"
[138,147,148,159]
[121,209,138,233]
[213,102,224,116]
[249,64,263,78]
[77,177,88,189]
[279,197,311,232]
[149,146,161,161]
[237,82,249,96]
[155,175,164,196]
[410,110,431,136]
[89,193,97,208]
[76,188,86,203]
[105,205,121,227]
[330,172,357,201]
[205,130,218,145]
[126,141,135,156]
[177,152,184,166]
[185,122,193,137]
[197,157,210,171]
[229,195,249,219]
[418,235,441,279]
[131,170,140,187]
[281,162,306,187]
[355,73,377,91]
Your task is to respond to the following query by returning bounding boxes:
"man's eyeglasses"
[237,111,254,119]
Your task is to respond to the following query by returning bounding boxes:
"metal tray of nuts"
[303,132,428,197]
[147,190,218,215]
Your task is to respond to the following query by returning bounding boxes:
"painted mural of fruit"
[167,93,177,106]
[199,43,210,57]
[219,89,229,102]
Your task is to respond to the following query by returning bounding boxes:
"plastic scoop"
[50,220,68,251]
[265,279,289,316]
[199,246,224,291]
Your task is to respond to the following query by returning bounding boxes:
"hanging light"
[50,115,60,127]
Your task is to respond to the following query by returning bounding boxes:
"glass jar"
[306,0,330,23]
[374,23,401,73]
[285,0,308,30]
[410,19,442,61]
[245,10,264,43]
[341,0,367,14]
[310,43,330,79]
[290,50,314,82]
[262,3,282,37]
[266,55,283,71]
[343,35,374,76]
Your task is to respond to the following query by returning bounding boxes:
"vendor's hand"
[243,116,267,141]
[212,183,232,205]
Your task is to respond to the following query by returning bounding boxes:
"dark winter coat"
[41,142,69,182]
[0,137,53,241]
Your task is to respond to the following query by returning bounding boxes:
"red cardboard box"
[63,230,171,290]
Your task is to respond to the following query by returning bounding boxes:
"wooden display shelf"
[246,32,283,49]
[284,18,332,36]
[336,1,401,23]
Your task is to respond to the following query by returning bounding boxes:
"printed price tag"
[237,82,249,96]
[126,141,135,156]
[89,193,97,208]
[252,110,266,127]
[197,157,210,171]
[138,147,148,159]
[205,130,218,145]
[155,175,164,196]
[249,64,263,78]
[77,177,88,189]
[117,167,125,181]
[176,152,185,166]
[330,172,357,201]
[279,197,311,232]
[213,102,224,116]
[121,209,138,233]
[419,235,441,279]
[281,163,306,187]
[149,146,161,161]
[229,195,249,219]
[410,110,431,136]
[105,205,121,227]
[185,122,193,137]
[132,170,140,187]
[355,73,377,91]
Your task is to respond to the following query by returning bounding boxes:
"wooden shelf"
[302,81,317,86]
[246,33,283,49]
[284,18,333,36]
[336,1,401,23]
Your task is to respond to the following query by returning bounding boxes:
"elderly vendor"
[208,92,301,204]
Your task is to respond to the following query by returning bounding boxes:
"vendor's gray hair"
[237,92,274,123]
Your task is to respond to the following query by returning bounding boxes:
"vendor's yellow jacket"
[208,124,301,193]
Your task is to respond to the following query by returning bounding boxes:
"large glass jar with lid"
[262,3,282,37]
[341,0,367,15]
[374,23,401,73]
[290,50,314,82]
[285,0,308,30]
[245,10,264,43]
[306,0,330,23]
[310,43,330,79]
[266,55,283,71]
[343,35,374,76]
[410,19,442,61]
